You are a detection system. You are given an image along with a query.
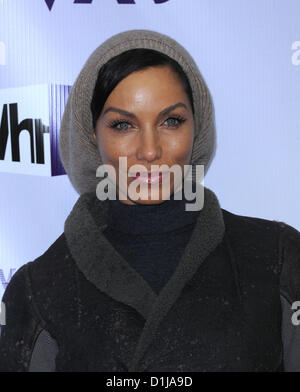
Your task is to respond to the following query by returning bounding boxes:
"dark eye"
[164,116,186,128]
[109,119,132,132]
[109,115,186,132]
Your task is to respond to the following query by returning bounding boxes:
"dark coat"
[0,187,300,372]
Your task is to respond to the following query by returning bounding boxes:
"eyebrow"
[102,102,188,119]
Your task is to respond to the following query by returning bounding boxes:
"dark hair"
[90,48,195,129]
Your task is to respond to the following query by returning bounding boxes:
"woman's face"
[94,65,195,205]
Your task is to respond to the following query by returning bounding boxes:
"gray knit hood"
[59,29,216,195]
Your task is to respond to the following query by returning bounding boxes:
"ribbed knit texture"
[59,29,216,195]
[103,190,200,294]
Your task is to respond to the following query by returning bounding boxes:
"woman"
[0,29,300,372]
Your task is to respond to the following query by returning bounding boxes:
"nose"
[136,127,162,163]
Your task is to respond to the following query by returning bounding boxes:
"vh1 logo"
[45,0,169,11]
[0,84,70,176]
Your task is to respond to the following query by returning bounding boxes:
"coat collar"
[64,185,225,371]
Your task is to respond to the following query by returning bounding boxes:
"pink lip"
[137,171,161,177]
[130,171,168,185]
[135,172,161,185]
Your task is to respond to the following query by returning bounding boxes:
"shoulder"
[221,208,280,255]
[222,208,279,234]
[277,220,300,251]
[27,232,73,280]
[221,208,299,246]
[222,209,300,299]
[2,233,73,319]
[24,233,80,325]
[3,233,78,331]
[222,207,299,253]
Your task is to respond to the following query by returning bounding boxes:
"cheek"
[166,132,194,162]
[97,134,129,164]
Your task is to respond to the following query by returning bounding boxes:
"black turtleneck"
[103,187,200,294]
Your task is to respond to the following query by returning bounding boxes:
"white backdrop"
[0,0,300,300]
